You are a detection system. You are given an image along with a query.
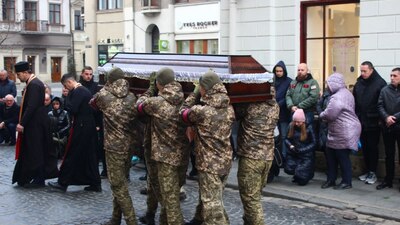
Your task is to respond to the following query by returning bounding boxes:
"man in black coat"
[12,61,58,188]
[48,73,101,192]
[79,66,106,178]
[0,94,20,145]
[353,61,387,185]
[376,67,400,190]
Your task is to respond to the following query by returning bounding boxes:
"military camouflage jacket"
[234,100,279,161]
[139,81,189,166]
[93,79,138,154]
[181,83,235,176]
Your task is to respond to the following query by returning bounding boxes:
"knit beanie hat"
[199,70,222,91]
[107,67,124,83]
[292,109,306,122]
[156,67,175,86]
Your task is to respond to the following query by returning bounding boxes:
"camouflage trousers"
[157,162,187,225]
[237,156,272,225]
[144,146,160,216]
[106,151,137,225]
[193,171,230,225]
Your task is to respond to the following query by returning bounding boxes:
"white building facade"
[0,0,72,82]
[80,0,400,86]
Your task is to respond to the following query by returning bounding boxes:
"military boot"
[139,213,155,225]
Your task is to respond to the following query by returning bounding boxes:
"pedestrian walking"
[181,70,235,225]
[319,73,361,190]
[91,67,138,225]
[48,73,101,192]
[12,61,58,188]
[284,109,316,186]
[234,99,279,225]
[353,61,386,185]
[376,67,400,191]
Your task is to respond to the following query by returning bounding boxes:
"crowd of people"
[2,59,399,225]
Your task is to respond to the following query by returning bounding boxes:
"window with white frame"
[49,3,61,24]
[98,0,122,10]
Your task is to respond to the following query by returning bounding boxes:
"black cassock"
[58,85,100,186]
[12,78,58,185]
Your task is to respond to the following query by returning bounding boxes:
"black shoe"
[48,181,67,192]
[139,213,155,225]
[140,188,148,195]
[100,170,108,179]
[185,219,203,225]
[179,192,187,201]
[24,180,45,189]
[139,174,147,181]
[321,180,336,189]
[333,183,352,190]
[84,185,102,192]
[376,181,393,190]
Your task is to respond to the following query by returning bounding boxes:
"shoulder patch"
[310,85,317,90]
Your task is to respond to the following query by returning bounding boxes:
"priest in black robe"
[12,61,58,188]
[48,73,101,192]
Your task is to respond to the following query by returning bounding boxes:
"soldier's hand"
[149,72,157,90]
[193,81,200,96]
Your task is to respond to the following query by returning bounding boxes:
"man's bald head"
[297,63,309,79]
[4,94,14,107]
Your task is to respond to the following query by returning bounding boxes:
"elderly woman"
[319,73,361,190]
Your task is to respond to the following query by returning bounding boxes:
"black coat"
[273,61,292,122]
[12,78,58,185]
[353,71,387,130]
[0,102,20,125]
[284,125,316,183]
[378,84,400,130]
[58,85,100,186]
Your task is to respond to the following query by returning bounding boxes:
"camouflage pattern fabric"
[143,121,160,216]
[140,81,190,166]
[237,157,272,225]
[181,83,235,176]
[157,162,187,225]
[193,171,230,225]
[106,152,137,225]
[234,100,280,160]
[94,78,138,154]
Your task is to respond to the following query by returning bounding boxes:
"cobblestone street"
[0,144,393,225]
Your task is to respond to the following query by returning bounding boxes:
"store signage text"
[182,21,218,30]
[97,38,123,44]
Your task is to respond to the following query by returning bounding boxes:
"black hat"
[14,61,30,73]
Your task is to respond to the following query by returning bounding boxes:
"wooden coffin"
[97,53,273,103]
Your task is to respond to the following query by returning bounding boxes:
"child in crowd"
[284,109,316,186]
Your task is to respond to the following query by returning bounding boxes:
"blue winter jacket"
[273,61,292,122]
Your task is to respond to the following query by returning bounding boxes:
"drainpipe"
[229,0,237,54]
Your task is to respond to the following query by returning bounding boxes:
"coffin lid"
[97,52,274,84]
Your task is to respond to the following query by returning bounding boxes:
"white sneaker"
[358,172,369,181]
[365,172,377,184]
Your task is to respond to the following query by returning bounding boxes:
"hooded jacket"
[94,78,138,154]
[378,83,400,131]
[273,61,292,122]
[320,73,361,150]
[181,83,235,176]
[353,70,386,130]
[286,73,320,112]
[140,81,189,166]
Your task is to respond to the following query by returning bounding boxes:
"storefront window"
[194,40,203,54]
[177,41,190,54]
[302,1,359,88]
[207,40,218,54]
[98,44,123,65]
[176,39,218,54]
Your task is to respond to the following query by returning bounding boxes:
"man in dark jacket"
[376,67,400,190]
[0,70,17,101]
[286,63,320,124]
[80,66,106,177]
[273,60,292,160]
[12,61,58,188]
[353,61,387,185]
[0,94,20,145]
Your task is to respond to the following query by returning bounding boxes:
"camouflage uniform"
[139,81,189,225]
[93,78,138,225]
[234,100,279,225]
[181,83,235,225]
